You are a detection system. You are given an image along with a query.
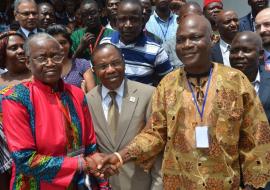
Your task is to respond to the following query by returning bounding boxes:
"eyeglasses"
[17,11,38,17]
[31,54,65,65]
[93,61,123,71]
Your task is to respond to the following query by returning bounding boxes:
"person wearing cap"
[203,0,223,44]
[240,0,269,32]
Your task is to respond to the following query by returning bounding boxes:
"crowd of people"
[1,0,270,189]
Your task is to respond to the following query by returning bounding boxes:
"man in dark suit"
[211,10,239,66]
[239,0,268,32]
[230,31,270,123]
[14,0,42,38]
[86,43,162,190]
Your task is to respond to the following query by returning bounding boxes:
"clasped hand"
[84,153,121,178]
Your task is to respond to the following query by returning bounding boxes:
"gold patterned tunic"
[127,63,270,190]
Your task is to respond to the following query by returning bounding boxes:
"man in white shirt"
[14,0,42,38]
[86,43,162,190]
[211,10,239,66]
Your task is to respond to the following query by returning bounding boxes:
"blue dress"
[62,58,91,88]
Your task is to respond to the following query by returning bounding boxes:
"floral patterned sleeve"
[127,82,167,170]
[238,73,270,188]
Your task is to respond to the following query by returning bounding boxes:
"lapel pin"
[129,96,136,102]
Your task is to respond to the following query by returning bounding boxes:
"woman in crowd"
[2,33,109,190]
[0,31,32,190]
[47,24,96,93]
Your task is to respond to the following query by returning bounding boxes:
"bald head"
[178,14,212,36]
[178,1,202,20]
[24,33,61,56]
[232,31,262,50]
[256,7,270,20]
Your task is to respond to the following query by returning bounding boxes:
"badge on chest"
[195,126,209,148]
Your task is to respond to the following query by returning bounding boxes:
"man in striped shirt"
[100,0,173,86]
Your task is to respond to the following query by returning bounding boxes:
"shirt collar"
[111,31,146,47]
[252,71,260,85]
[153,10,174,22]
[21,27,37,37]
[219,39,230,53]
[250,13,255,21]
[264,49,270,59]
[101,79,125,100]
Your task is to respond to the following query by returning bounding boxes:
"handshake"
[78,151,125,178]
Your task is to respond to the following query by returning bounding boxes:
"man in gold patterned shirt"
[97,14,270,190]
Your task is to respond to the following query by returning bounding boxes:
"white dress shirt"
[251,71,260,95]
[101,80,125,121]
[0,68,7,75]
[219,39,231,67]
[20,27,37,38]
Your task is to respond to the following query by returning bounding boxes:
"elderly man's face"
[256,9,270,49]
[92,45,125,90]
[27,39,64,87]
[15,2,38,31]
[230,34,261,80]
[217,11,239,40]
[38,4,55,29]
[176,15,212,68]
[116,3,143,44]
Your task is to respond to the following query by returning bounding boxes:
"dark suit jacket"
[86,79,163,190]
[16,27,43,39]
[210,42,224,64]
[239,13,254,32]
[259,65,270,123]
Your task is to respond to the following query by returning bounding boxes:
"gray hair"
[24,33,61,57]
[14,0,37,12]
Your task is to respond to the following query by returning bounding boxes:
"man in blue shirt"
[101,0,173,86]
[145,0,178,43]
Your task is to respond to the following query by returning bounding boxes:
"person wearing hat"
[203,0,223,44]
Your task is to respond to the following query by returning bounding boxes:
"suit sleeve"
[82,96,111,189]
[238,74,270,188]
[2,99,78,188]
